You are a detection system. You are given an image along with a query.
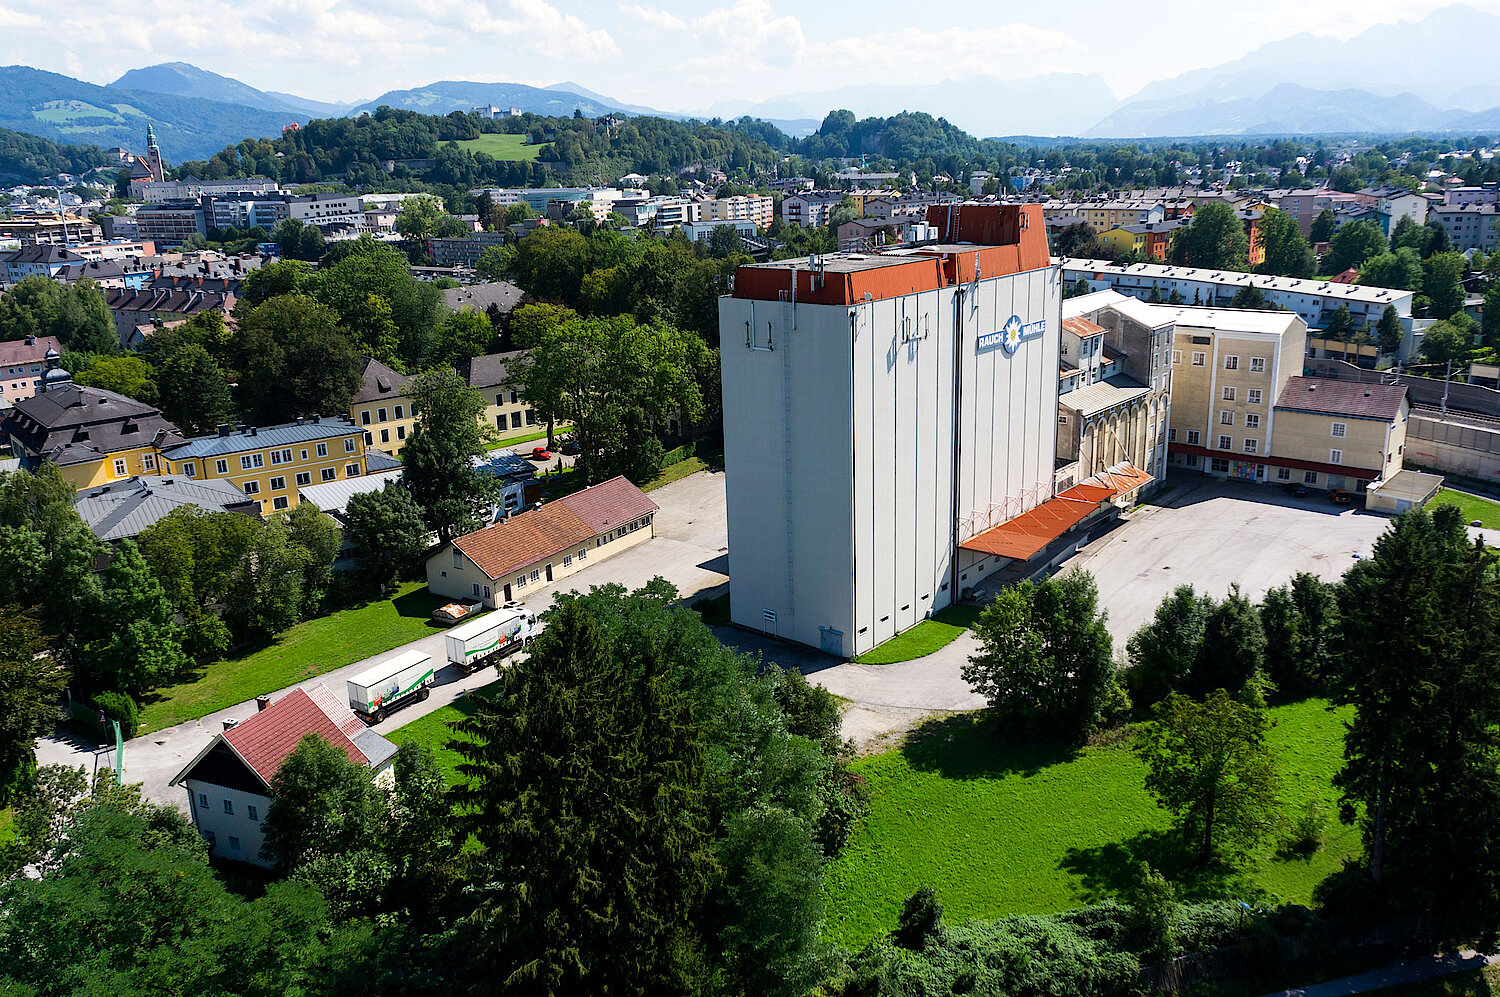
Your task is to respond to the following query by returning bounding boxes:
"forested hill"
[0,127,115,184]
[172,106,1028,188]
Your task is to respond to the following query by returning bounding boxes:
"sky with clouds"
[2,0,1495,109]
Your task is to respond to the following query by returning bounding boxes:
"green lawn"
[0,808,14,848]
[387,688,499,786]
[455,134,542,161]
[822,699,1356,948]
[136,582,447,735]
[488,428,551,449]
[1431,488,1500,529]
[852,605,984,664]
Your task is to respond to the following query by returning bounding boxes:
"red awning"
[959,462,1154,563]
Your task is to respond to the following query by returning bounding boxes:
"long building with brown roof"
[425,475,658,606]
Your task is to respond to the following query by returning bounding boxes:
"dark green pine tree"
[1334,507,1500,939]
[451,601,718,995]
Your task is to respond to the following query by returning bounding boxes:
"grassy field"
[137,582,446,735]
[0,808,14,848]
[852,605,984,664]
[1367,964,1500,996]
[387,688,499,786]
[821,699,1356,948]
[455,133,542,161]
[1431,488,1500,529]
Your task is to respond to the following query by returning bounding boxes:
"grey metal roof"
[365,451,403,473]
[163,418,364,460]
[352,728,399,769]
[297,468,402,516]
[1058,375,1153,419]
[74,475,260,542]
[461,350,526,390]
[4,384,184,465]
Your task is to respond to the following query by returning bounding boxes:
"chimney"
[256,695,271,712]
[222,718,239,730]
[249,426,258,436]
[217,423,231,437]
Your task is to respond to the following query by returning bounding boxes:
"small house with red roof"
[425,475,659,607]
[169,683,398,866]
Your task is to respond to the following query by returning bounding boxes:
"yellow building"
[1166,306,1307,482]
[463,351,546,442]
[349,358,416,457]
[2,360,184,490]
[1268,377,1408,492]
[159,417,373,514]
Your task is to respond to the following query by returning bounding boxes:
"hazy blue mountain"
[705,74,1118,138]
[1121,4,1500,110]
[0,65,299,160]
[1085,83,1473,138]
[351,80,627,118]
[111,62,347,117]
[543,81,679,118]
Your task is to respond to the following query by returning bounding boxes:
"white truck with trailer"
[444,605,538,673]
[346,649,436,724]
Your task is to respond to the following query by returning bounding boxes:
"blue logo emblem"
[977,314,1046,355]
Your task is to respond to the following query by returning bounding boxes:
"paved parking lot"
[1070,476,1395,644]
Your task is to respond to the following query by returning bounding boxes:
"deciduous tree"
[261,733,381,871]
[1136,689,1280,861]
[343,481,429,588]
[1256,207,1316,278]
[231,294,362,423]
[1168,202,1249,271]
[963,569,1118,742]
[401,369,498,542]
[1126,585,1214,707]
[0,608,63,804]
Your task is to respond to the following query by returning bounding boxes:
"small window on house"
[223,799,234,815]
[578,548,587,560]
[510,390,519,404]
[228,835,241,852]
[472,583,481,597]
[247,804,258,821]
[346,463,360,477]
[394,405,404,419]
[1224,355,1239,370]
[1331,422,1347,437]
[1250,357,1266,372]
[1330,449,1343,464]
[1187,430,1200,445]
[1243,438,1259,454]
[380,429,390,443]
[365,432,373,445]
[270,476,285,491]
[1218,435,1232,450]
[345,438,356,452]
[1220,411,1234,425]
[525,410,538,426]
[361,410,372,425]
[272,496,289,510]
[1304,470,1319,484]
[300,449,308,460]
[1192,351,1205,365]
[1222,386,1236,401]
[243,481,259,495]
[1168,428,1177,442]
[296,472,311,486]
[563,555,572,566]
[142,453,156,470]
[317,443,328,457]
[321,468,335,481]
[113,458,127,476]
[1276,467,1292,480]
[1211,457,1230,473]
[530,570,540,582]
[216,459,228,475]
[1172,350,1182,364]
[516,575,527,588]
[198,792,209,807]
[377,407,388,422]
[1248,388,1262,404]
[1245,414,1260,429]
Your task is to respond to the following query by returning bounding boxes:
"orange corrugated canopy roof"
[959,462,1154,563]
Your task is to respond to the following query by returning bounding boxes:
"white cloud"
[0,4,42,29]
[822,24,1082,80]
[619,2,686,29]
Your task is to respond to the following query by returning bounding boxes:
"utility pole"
[1442,358,1452,416]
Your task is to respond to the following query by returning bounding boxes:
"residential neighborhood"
[5,5,1500,995]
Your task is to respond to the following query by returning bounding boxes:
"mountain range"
[6,4,1500,165]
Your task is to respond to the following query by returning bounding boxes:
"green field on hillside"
[822,699,1356,948]
[455,133,542,161]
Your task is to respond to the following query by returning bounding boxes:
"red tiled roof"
[1274,376,1406,421]
[561,475,659,533]
[959,462,1154,562]
[221,688,365,786]
[454,502,594,581]
[452,475,659,580]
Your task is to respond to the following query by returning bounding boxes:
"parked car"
[559,440,581,456]
[1282,482,1308,497]
[530,446,552,460]
[1329,488,1352,504]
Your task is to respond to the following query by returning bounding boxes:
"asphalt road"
[35,470,730,807]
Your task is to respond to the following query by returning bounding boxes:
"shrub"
[1279,801,1330,856]
[660,441,697,468]
[88,691,139,741]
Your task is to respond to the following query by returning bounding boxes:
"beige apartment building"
[462,352,547,442]
[1166,307,1307,482]
[1269,378,1408,491]
[350,358,416,457]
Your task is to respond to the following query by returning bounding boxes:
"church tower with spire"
[144,124,165,182]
